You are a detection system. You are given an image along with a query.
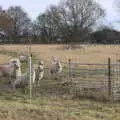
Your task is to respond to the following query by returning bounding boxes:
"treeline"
[91,28,120,44]
[0,0,120,44]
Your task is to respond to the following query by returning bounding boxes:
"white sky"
[1,0,120,30]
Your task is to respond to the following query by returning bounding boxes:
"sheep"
[9,58,21,77]
[50,58,62,75]
[13,64,35,88]
[19,55,28,63]
[13,72,28,88]
[9,58,21,68]
[34,61,44,86]
[0,63,21,87]
[0,58,21,79]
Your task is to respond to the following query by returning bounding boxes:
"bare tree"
[57,0,105,43]
[35,0,105,44]
[7,6,31,42]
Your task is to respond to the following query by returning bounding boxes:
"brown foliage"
[0,10,13,35]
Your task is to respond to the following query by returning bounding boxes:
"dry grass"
[0,44,120,120]
[0,44,120,64]
[0,96,119,120]
[0,54,10,64]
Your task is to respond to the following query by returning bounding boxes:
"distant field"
[0,44,120,64]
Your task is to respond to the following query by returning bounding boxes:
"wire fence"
[61,57,120,101]
[0,55,120,102]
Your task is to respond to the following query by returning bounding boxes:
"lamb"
[34,61,44,86]
[50,57,62,75]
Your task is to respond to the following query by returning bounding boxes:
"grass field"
[0,44,120,64]
[0,96,119,120]
[0,77,119,120]
[0,44,120,120]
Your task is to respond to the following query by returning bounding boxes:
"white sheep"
[50,59,62,75]
[19,55,28,63]
[9,58,21,77]
[9,58,21,67]
[0,58,21,79]
[13,65,35,88]
[34,61,44,86]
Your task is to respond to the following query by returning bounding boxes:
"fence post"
[68,58,72,82]
[28,54,33,100]
[108,57,111,98]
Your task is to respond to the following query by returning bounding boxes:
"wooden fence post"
[68,58,72,81]
[108,57,111,97]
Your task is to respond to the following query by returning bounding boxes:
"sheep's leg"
[11,81,16,91]
[24,87,28,99]
[0,70,4,77]
[34,77,38,87]
[9,75,14,86]
[37,81,39,87]
[37,79,41,87]
[50,71,55,80]
[37,73,43,87]
[8,75,12,84]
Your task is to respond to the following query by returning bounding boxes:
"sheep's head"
[56,62,61,68]
[9,58,21,68]
[19,55,28,62]
[38,61,44,65]
[13,63,20,70]
[55,60,62,73]
[38,61,44,72]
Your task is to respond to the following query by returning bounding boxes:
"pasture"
[0,44,120,64]
[0,44,120,120]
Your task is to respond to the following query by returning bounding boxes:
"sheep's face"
[10,61,20,70]
[56,62,61,68]
[9,59,21,72]
[19,55,28,62]
[13,64,19,70]
[38,61,44,65]
[55,61,62,72]
[9,59,21,68]
[38,61,44,71]
[38,65,44,72]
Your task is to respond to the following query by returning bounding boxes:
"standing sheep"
[50,58,62,75]
[34,61,44,86]
[0,58,21,79]
[13,64,35,88]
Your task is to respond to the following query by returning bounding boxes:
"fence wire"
[61,58,120,101]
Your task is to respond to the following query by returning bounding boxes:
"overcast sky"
[1,0,120,30]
